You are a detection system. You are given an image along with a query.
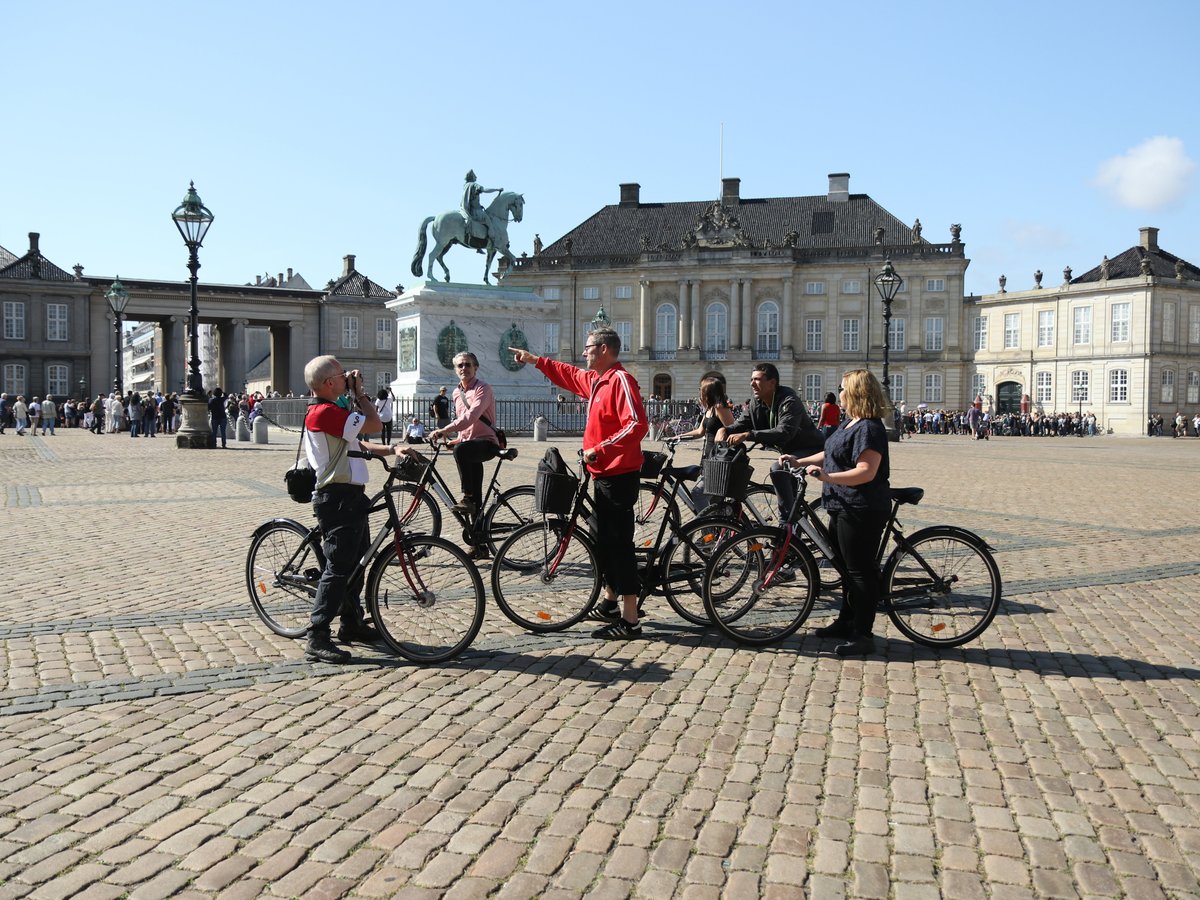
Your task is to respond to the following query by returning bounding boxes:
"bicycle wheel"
[634,482,679,553]
[372,483,442,537]
[882,527,1002,647]
[483,485,536,554]
[662,516,746,625]
[702,528,819,646]
[366,535,486,663]
[246,519,321,638]
[492,520,600,632]
[742,483,779,527]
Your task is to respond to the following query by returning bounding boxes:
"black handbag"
[284,418,316,503]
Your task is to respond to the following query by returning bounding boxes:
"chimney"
[827,173,850,203]
[619,183,640,207]
[343,254,355,276]
[278,272,284,286]
[1139,227,1159,251]
[255,275,262,285]
[721,177,741,206]
[28,232,40,253]
[287,267,293,282]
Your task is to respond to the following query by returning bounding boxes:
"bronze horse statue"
[411,190,525,285]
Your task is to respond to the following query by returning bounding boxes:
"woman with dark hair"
[375,388,395,443]
[818,390,841,439]
[682,376,734,509]
[782,369,891,657]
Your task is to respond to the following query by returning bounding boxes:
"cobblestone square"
[1,427,1199,898]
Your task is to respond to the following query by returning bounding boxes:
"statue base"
[175,396,213,449]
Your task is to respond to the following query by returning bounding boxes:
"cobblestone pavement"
[1,425,1199,898]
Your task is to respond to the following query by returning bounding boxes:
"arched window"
[756,301,779,358]
[652,373,673,400]
[2,362,26,396]
[1161,369,1175,403]
[1188,370,1200,404]
[1109,369,1128,402]
[705,302,728,357]
[654,303,677,355]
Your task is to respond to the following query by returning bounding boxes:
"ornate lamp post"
[104,278,129,396]
[873,257,904,443]
[171,182,215,449]
[78,376,87,404]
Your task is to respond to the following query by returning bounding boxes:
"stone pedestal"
[175,396,212,449]
[236,415,251,441]
[386,282,558,400]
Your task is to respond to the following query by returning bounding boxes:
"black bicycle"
[246,451,486,663]
[701,465,1002,647]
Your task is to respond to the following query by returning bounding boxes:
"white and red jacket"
[536,357,647,477]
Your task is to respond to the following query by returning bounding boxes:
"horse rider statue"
[462,170,501,250]
[411,170,525,285]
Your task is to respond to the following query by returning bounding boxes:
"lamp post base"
[175,396,213,449]
[884,399,901,443]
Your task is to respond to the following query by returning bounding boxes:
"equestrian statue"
[411,170,525,285]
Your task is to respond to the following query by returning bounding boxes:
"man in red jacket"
[510,328,648,638]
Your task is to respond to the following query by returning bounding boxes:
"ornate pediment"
[687,202,754,249]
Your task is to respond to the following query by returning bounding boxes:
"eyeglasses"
[583,343,604,353]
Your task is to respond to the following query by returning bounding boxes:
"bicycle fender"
[251,517,310,540]
[900,524,996,553]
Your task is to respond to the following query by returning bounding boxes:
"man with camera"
[302,355,399,663]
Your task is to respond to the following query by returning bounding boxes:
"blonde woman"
[782,369,891,657]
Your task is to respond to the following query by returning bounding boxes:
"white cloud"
[1095,137,1195,210]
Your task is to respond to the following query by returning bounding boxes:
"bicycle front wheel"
[492,521,600,632]
[635,482,679,553]
[662,516,746,625]
[741,483,779,527]
[882,527,1001,647]
[246,519,321,638]
[702,528,819,646]
[366,535,486,663]
[483,485,536,554]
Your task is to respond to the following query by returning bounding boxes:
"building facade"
[970,227,1200,434]
[501,174,972,409]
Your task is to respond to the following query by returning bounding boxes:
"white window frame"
[2,363,26,396]
[924,373,943,403]
[341,316,359,350]
[654,303,678,352]
[3,301,25,340]
[924,317,944,351]
[973,316,988,351]
[1161,369,1176,404]
[1164,301,1177,342]
[805,319,823,353]
[1187,370,1200,404]
[805,281,826,295]
[1072,307,1091,345]
[1035,371,1052,405]
[1004,313,1020,350]
[1071,370,1089,404]
[842,318,860,353]
[804,374,822,403]
[543,322,560,355]
[926,278,946,292]
[1109,369,1128,403]
[706,303,728,355]
[1110,303,1130,343]
[616,320,632,353]
[581,286,600,301]
[376,371,393,389]
[756,302,780,357]
[1190,305,1200,344]
[887,317,905,352]
[613,285,632,300]
[376,317,393,351]
[971,373,986,401]
[889,373,904,404]
[841,279,862,294]
[542,287,561,301]
[47,303,69,342]
[1038,310,1055,348]
[47,364,69,396]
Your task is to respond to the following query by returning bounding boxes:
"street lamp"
[78,376,87,403]
[105,277,129,396]
[873,256,904,442]
[171,181,215,449]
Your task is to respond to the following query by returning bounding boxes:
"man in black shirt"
[716,363,824,520]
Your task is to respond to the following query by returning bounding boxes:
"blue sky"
[2,0,1198,298]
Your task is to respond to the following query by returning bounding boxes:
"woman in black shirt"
[781,369,891,656]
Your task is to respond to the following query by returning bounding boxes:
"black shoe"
[306,634,352,663]
[451,498,478,517]
[774,564,795,583]
[814,620,854,639]
[465,545,491,561]
[586,600,620,622]
[593,617,642,640]
[834,635,876,657]
[337,621,380,644]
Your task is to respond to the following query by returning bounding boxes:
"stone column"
[690,281,701,350]
[270,323,295,395]
[677,280,690,349]
[741,278,753,349]
[782,277,794,352]
[218,318,248,393]
[638,280,651,352]
[165,316,186,395]
[729,279,741,350]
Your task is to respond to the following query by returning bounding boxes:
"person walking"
[781,369,892,657]
[431,387,451,431]
[375,388,395,444]
[0,392,9,435]
[40,396,57,435]
[208,388,228,448]
[817,390,841,440]
[12,395,28,435]
[28,397,42,434]
[509,327,649,639]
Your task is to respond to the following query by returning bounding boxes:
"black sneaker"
[306,634,351,663]
[774,564,796,583]
[337,621,381,644]
[586,600,620,622]
[593,617,642,640]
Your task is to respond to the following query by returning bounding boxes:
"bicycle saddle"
[666,464,701,483]
[498,448,519,461]
[890,487,924,505]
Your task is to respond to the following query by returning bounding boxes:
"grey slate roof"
[0,248,76,281]
[1072,245,1200,283]
[0,244,16,268]
[541,193,922,257]
[326,270,395,302]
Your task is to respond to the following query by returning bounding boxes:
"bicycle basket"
[640,451,668,479]
[534,470,578,515]
[702,453,753,500]
[393,450,429,482]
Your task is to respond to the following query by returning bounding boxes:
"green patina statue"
[412,170,525,285]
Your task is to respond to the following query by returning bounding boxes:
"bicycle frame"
[390,438,511,536]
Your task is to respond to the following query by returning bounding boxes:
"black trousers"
[453,439,500,503]
[311,486,370,635]
[591,470,640,597]
[826,506,889,637]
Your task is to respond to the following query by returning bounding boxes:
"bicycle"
[640,437,779,529]
[379,436,536,555]
[246,451,486,663]
[701,464,1002,648]
[490,448,754,630]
